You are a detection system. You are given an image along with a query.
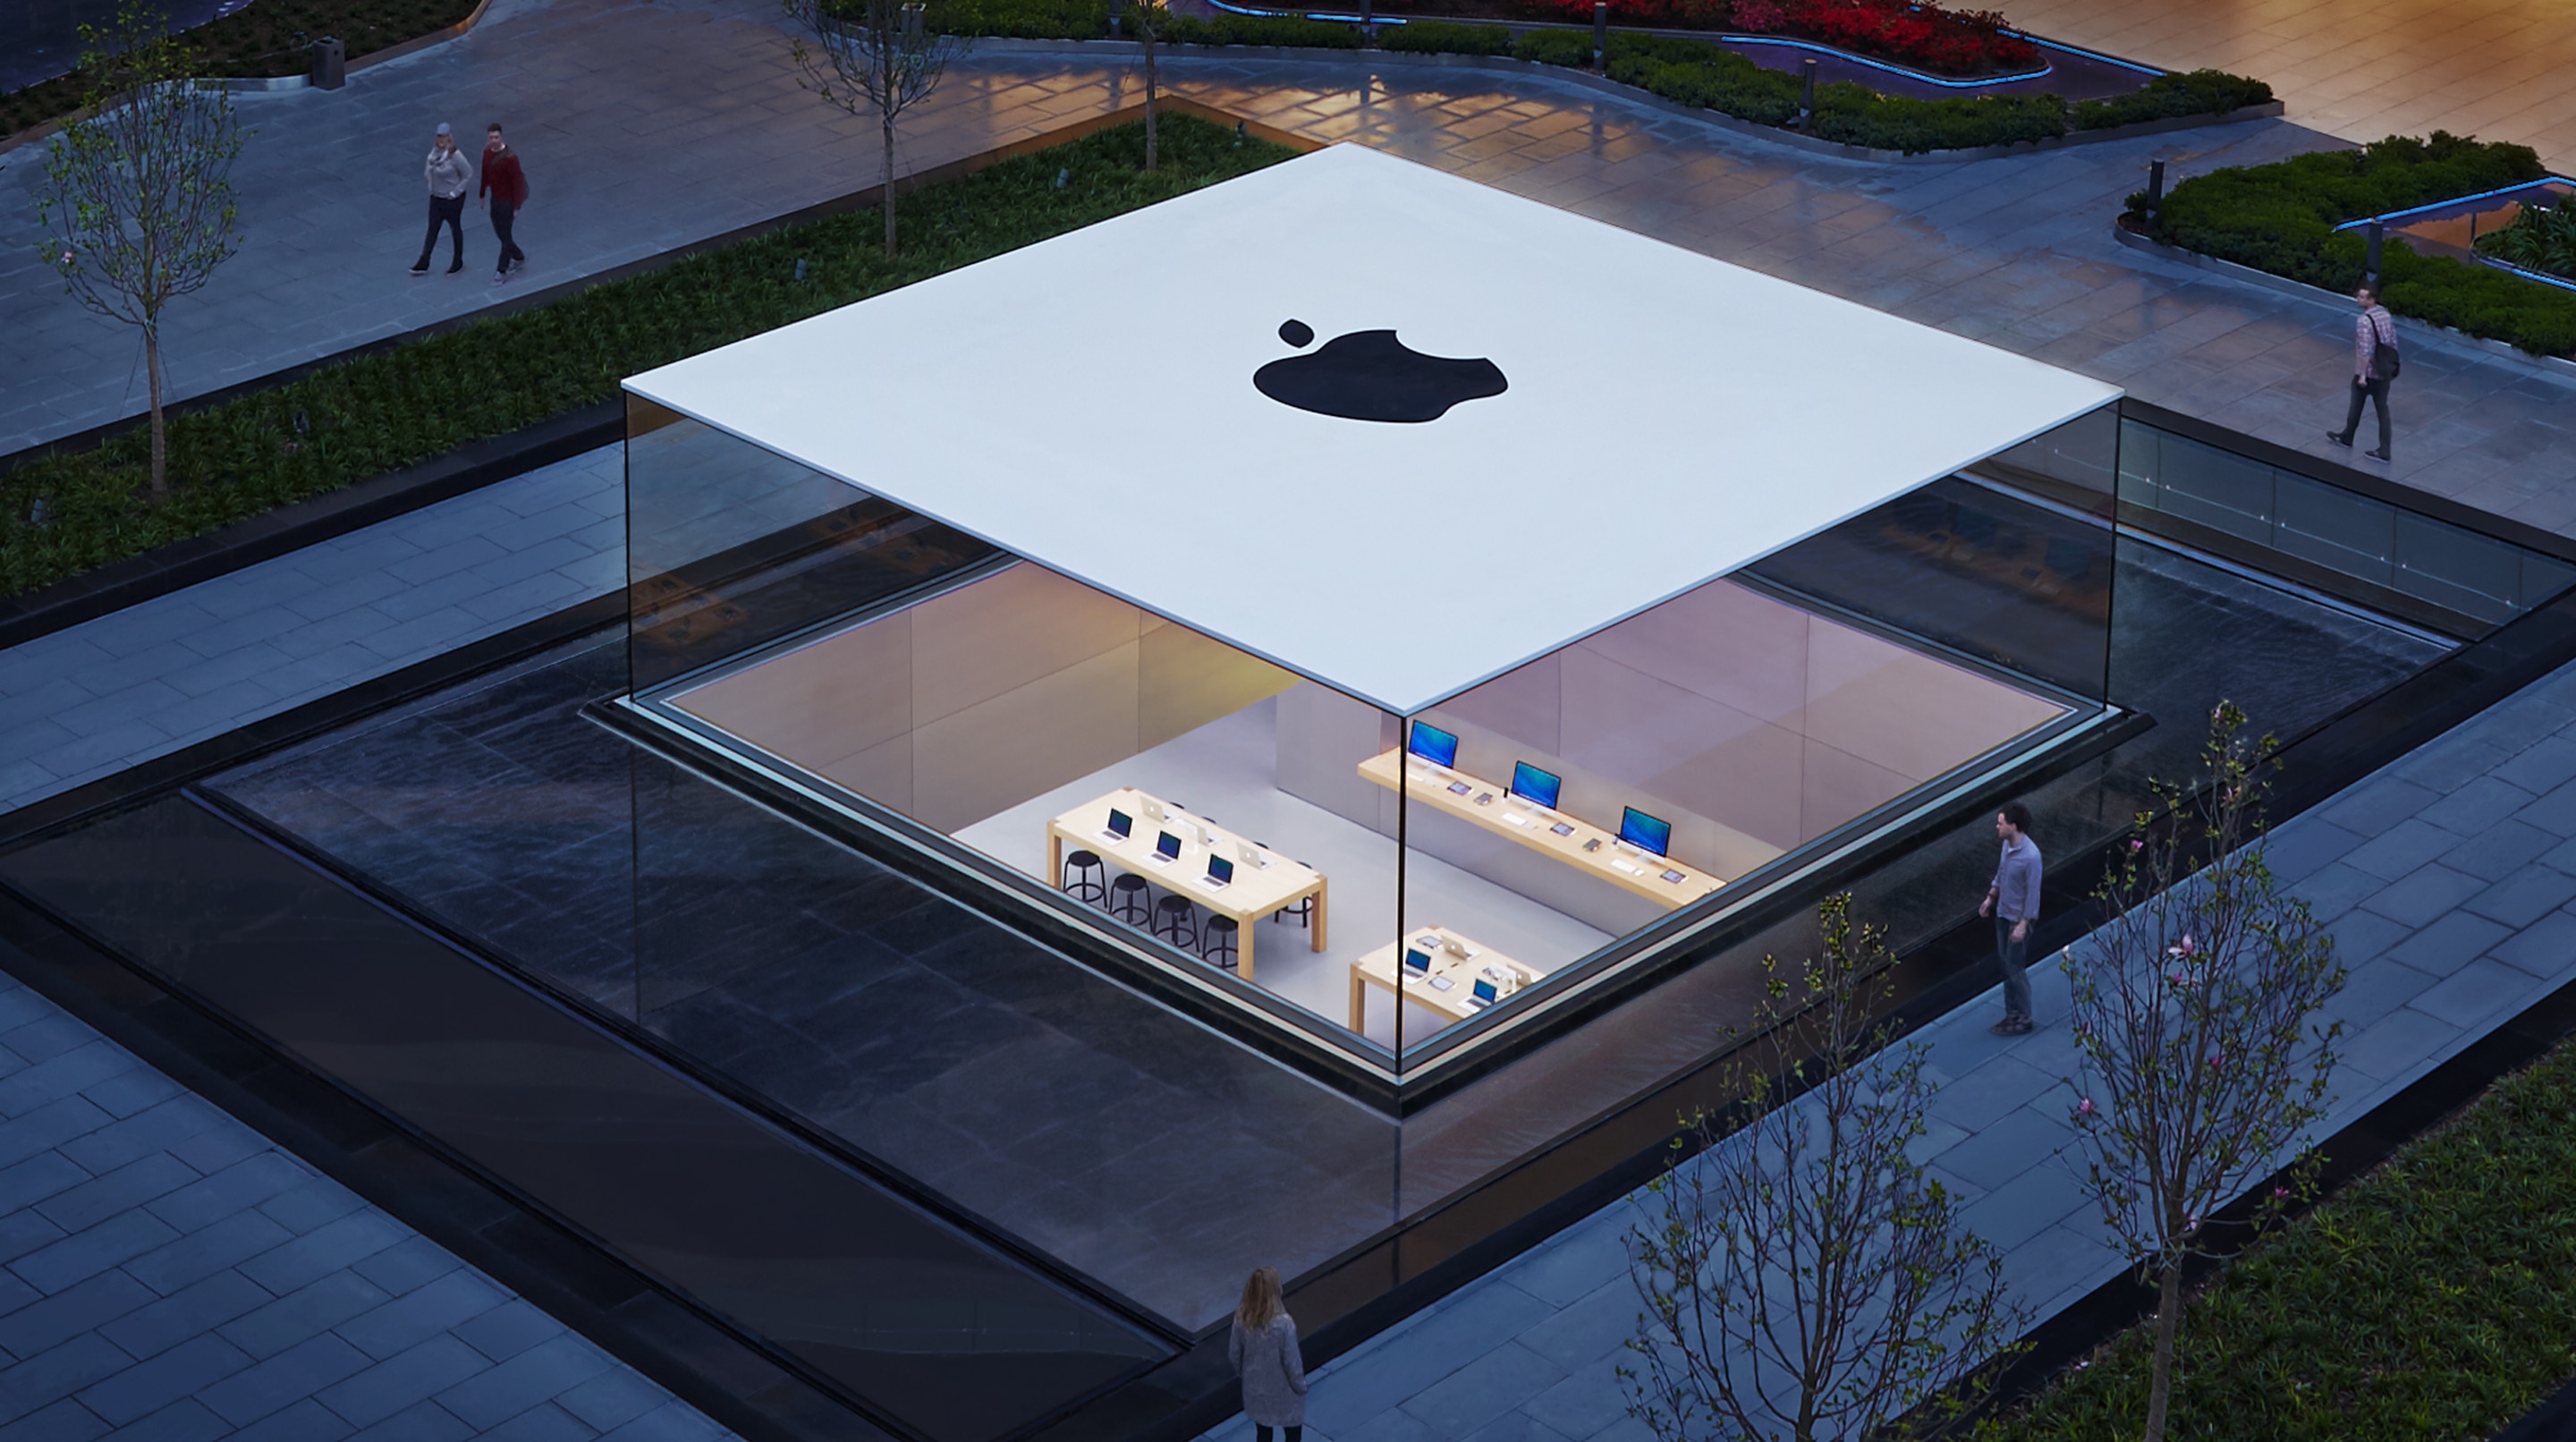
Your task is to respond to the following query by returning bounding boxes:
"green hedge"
[1378,19,1516,55]
[2138,132,2576,357]
[2072,67,2271,130]
[1602,33,2065,151]
[1162,12,1365,47]
[1,117,1294,599]
[1510,25,1593,66]
[1978,1026,2576,1442]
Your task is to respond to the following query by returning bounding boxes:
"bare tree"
[785,0,970,257]
[1131,0,1165,169]
[2063,700,2346,1442]
[35,2,246,500]
[1623,895,2029,1442]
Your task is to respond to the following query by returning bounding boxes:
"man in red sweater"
[479,123,529,285]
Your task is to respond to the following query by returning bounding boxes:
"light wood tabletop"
[1046,786,1328,980]
[1357,750,1725,907]
[1349,927,1532,1033]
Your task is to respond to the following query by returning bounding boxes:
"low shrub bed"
[2137,132,2576,357]
[0,116,1294,600]
[922,2,2267,157]
[1,0,478,138]
[1975,1025,2576,1441]
[2072,67,2271,130]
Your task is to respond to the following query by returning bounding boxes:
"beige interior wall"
[1427,576,2067,871]
[672,562,1297,833]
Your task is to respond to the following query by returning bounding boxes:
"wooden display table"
[1046,786,1327,980]
[1356,750,1724,907]
[1349,927,1531,1032]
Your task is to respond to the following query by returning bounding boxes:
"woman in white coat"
[1228,1266,1308,1442]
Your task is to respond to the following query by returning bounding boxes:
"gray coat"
[1228,1312,1308,1428]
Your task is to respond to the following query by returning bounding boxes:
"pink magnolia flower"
[2167,935,2199,959]
[2129,838,2144,852]
[2272,1186,2290,1200]
[60,250,73,265]
[2074,1098,2098,1119]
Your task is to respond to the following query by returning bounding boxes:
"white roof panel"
[626,143,2119,714]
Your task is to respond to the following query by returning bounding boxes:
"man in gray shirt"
[1978,801,2041,1035]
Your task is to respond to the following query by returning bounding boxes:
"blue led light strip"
[2330,178,2576,231]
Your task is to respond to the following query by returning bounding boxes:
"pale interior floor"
[2004,0,2576,171]
[952,696,1616,1048]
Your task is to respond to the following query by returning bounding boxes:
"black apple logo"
[1254,318,1507,423]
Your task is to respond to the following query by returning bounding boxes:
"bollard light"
[1800,56,1817,125]
[1592,0,1607,69]
[2146,158,2165,218]
[1110,0,1123,36]
[2365,219,2383,284]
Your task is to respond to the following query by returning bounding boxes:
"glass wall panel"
[624,398,997,691]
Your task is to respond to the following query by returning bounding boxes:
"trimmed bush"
[1378,19,1515,54]
[2072,67,2272,130]
[2139,132,2576,357]
[1813,84,2064,153]
[1163,12,1366,45]
[924,0,1111,38]
[0,117,1296,599]
[1511,26,1595,65]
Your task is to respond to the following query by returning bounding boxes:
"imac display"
[1619,808,1673,857]
[1509,762,1563,810]
[1408,722,1460,768]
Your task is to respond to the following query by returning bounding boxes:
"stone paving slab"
[0,445,623,815]
[0,966,737,1442]
[1194,658,2576,1442]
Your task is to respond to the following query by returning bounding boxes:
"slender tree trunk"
[1142,32,1158,170]
[144,321,167,501]
[880,110,898,258]
[2142,1261,2182,1442]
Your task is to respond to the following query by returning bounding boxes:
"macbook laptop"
[1103,808,1133,842]
[1150,831,1182,864]
[1199,855,1234,889]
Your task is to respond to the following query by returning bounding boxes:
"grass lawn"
[1977,1027,2576,1441]
[1,115,1294,601]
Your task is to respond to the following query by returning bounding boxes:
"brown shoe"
[1991,1015,2033,1036]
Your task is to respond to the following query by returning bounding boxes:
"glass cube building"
[614,144,2126,1093]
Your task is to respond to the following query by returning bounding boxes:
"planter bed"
[2131,133,2576,362]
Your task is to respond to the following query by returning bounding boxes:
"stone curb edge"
[0,399,622,654]
[0,0,499,157]
[2111,224,2576,383]
[978,37,2284,164]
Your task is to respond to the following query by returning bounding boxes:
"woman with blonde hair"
[1228,1265,1309,1441]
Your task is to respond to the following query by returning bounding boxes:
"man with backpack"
[479,123,530,286]
[2327,283,2399,462]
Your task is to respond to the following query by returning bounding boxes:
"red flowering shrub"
[1546,0,2038,75]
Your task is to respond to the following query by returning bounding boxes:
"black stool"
[1109,873,1152,926]
[1062,850,1107,905]
[1202,915,1240,971]
[1151,894,1199,949]
[1261,843,1312,929]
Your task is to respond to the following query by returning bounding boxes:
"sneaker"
[408,262,429,276]
[1990,1015,2032,1036]
[2365,448,2391,462]
[445,260,463,276]
[509,256,524,274]
[490,273,507,286]
[2324,430,2351,447]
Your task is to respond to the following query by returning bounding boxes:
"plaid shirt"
[2355,304,2396,380]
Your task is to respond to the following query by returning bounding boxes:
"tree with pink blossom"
[2062,700,2346,1442]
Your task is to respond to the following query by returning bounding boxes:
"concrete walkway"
[0,445,622,813]
[1199,659,2576,1441]
[5,37,2572,528]
[0,963,736,1442]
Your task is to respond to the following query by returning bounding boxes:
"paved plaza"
[5,0,2576,1434]
[3,4,2572,527]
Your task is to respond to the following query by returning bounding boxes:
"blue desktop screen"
[1409,722,1460,768]
[1619,808,1673,857]
[1509,762,1563,810]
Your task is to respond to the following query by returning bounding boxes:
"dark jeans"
[416,193,465,268]
[1253,1429,1302,1442]
[1994,917,2031,1020]
[2337,374,2393,453]
[490,199,523,273]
